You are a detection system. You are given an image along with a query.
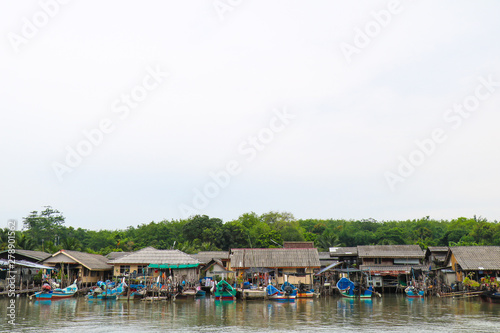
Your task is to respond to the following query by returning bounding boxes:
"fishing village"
[1,242,499,304]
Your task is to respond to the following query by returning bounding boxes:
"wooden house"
[425,246,449,270]
[329,247,359,266]
[443,246,500,283]
[192,251,230,268]
[43,249,113,287]
[229,248,320,286]
[109,247,201,283]
[0,249,51,263]
[0,249,53,290]
[192,251,233,280]
[358,245,426,290]
[283,241,315,249]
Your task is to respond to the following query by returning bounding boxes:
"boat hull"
[214,280,236,301]
[35,292,53,300]
[51,293,76,300]
[268,295,296,301]
[339,290,372,299]
[480,292,500,303]
[215,295,236,301]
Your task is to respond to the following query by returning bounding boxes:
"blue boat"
[405,286,424,298]
[266,285,296,301]
[281,282,316,298]
[336,277,373,298]
[34,280,78,300]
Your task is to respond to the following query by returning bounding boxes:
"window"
[120,265,130,275]
[91,271,96,277]
[374,258,382,264]
[83,268,89,277]
[296,268,306,275]
[137,265,147,275]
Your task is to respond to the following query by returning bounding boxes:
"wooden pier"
[236,288,267,300]
[0,287,40,297]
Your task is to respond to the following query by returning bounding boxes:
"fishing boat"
[214,280,236,301]
[281,282,316,298]
[87,280,124,300]
[51,280,78,299]
[266,284,296,301]
[195,286,206,297]
[336,277,373,299]
[35,280,78,300]
[405,286,424,298]
[480,290,500,303]
[34,282,53,300]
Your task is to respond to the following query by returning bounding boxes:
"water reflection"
[1,295,500,332]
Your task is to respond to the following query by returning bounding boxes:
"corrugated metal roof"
[450,246,500,270]
[106,252,131,261]
[192,251,229,264]
[360,265,429,274]
[1,249,51,262]
[329,247,358,256]
[230,248,320,268]
[110,247,200,265]
[357,245,424,258]
[427,246,449,252]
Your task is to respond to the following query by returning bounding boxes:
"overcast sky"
[2,0,500,230]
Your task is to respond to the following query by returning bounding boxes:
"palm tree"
[315,231,340,252]
[16,233,36,250]
[61,237,81,251]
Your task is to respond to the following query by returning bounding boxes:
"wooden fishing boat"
[51,280,78,300]
[405,286,424,298]
[336,277,373,299]
[195,287,206,297]
[34,283,53,300]
[480,290,500,303]
[35,280,78,300]
[214,280,236,301]
[266,284,296,301]
[281,282,316,298]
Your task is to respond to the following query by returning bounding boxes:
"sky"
[1,0,500,231]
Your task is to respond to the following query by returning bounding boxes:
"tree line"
[1,206,499,255]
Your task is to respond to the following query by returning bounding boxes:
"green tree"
[15,233,36,250]
[23,206,65,247]
[61,237,81,251]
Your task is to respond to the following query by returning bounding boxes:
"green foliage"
[14,208,500,255]
[23,206,65,247]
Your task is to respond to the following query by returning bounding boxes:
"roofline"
[49,250,112,271]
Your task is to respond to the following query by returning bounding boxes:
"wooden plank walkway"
[0,287,40,296]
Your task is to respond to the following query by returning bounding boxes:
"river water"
[1,295,499,332]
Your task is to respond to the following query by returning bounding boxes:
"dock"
[236,288,267,300]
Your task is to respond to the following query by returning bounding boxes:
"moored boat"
[281,282,316,298]
[480,290,500,303]
[336,277,373,299]
[35,280,78,300]
[405,286,424,298]
[266,284,296,301]
[214,280,236,301]
[51,280,78,299]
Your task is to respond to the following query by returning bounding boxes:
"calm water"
[1,295,499,332]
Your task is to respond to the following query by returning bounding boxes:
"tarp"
[148,263,199,269]
[0,258,54,270]
[315,261,341,275]
[336,277,354,291]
